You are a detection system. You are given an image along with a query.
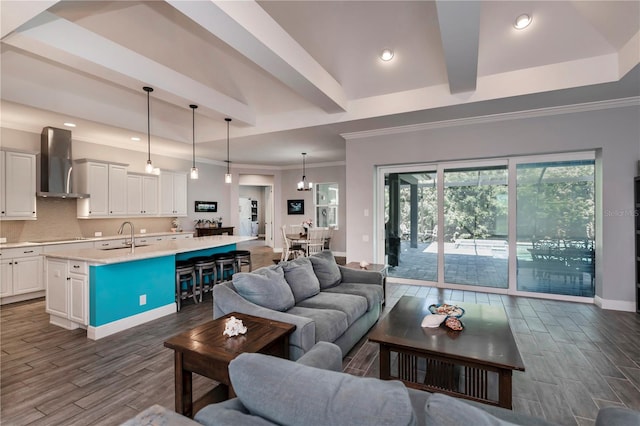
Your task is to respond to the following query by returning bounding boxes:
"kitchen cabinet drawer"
[69,261,87,275]
[0,246,42,258]
[94,239,126,249]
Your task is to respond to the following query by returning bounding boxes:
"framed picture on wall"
[195,201,218,212]
[287,199,304,215]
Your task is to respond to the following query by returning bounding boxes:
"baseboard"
[87,303,176,340]
[594,295,637,312]
[1,290,45,305]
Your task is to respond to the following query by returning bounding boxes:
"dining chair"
[305,227,325,257]
[281,225,305,261]
[321,226,334,250]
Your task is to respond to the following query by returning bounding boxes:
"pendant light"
[189,104,198,179]
[224,118,232,184]
[297,152,313,191]
[143,86,154,174]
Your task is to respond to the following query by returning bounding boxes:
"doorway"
[238,175,275,248]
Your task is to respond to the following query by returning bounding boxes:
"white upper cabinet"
[76,160,128,218]
[142,175,159,215]
[108,164,127,216]
[159,171,187,216]
[127,173,158,215]
[1,151,37,219]
[0,151,5,217]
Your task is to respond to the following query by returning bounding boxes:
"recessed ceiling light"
[514,14,532,30]
[380,48,394,61]
[63,122,76,127]
[131,137,141,141]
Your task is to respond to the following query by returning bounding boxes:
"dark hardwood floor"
[1,241,639,425]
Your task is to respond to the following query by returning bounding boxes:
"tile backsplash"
[0,198,174,243]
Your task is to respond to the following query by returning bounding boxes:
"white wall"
[345,105,640,308]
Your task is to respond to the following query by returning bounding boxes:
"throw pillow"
[308,250,342,289]
[425,393,517,426]
[281,257,321,303]
[233,266,295,312]
[229,352,417,426]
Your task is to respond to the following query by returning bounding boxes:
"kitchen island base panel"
[87,303,175,340]
[50,314,86,331]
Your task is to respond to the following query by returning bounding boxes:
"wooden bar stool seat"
[189,256,217,302]
[212,253,236,283]
[175,260,197,311]
[229,250,252,272]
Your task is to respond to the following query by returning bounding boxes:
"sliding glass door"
[384,170,438,282]
[515,160,595,297]
[380,153,596,299]
[443,166,508,288]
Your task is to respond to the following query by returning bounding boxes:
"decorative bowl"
[428,303,465,318]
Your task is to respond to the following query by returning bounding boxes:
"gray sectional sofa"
[123,342,640,426]
[211,250,384,360]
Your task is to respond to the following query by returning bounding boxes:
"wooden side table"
[345,262,388,305]
[164,313,295,418]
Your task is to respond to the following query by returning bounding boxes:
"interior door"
[265,186,274,247]
[238,197,252,236]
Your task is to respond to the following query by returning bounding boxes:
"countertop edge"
[41,235,256,264]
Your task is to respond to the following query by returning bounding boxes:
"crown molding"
[341,97,640,140]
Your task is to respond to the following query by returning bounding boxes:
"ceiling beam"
[167,0,347,113]
[435,1,481,94]
[0,0,59,39]
[3,12,256,126]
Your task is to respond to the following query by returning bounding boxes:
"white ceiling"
[1,1,639,168]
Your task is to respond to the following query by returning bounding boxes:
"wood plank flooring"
[1,241,639,425]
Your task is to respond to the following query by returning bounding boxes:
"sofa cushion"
[425,393,517,426]
[233,266,295,312]
[281,257,320,303]
[295,292,367,326]
[196,399,276,426]
[229,352,417,426]
[308,250,342,289]
[286,306,348,343]
[323,283,383,311]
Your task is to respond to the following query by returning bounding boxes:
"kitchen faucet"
[117,221,135,253]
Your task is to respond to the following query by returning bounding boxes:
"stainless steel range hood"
[37,127,90,199]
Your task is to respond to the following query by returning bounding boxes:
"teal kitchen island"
[44,235,255,340]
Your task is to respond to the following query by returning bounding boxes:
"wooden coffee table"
[164,312,296,418]
[368,296,524,409]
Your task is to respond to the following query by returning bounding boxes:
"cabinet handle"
[101,243,108,246]
[24,250,34,253]
[67,277,70,281]
[72,265,80,269]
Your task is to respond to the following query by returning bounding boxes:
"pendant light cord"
[190,104,197,167]
[226,118,231,174]
[143,86,154,163]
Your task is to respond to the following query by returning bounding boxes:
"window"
[315,183,338,228]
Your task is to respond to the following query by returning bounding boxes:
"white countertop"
[41,235,255,264]
[0,232,194,250]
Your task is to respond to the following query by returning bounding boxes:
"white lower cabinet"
[45,258,88,328]
[0,247,43,302]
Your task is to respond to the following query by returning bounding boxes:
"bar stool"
[229,250,252,272]
[212,253,236,283]
[190,256,217,302]
[175,260,197,311]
